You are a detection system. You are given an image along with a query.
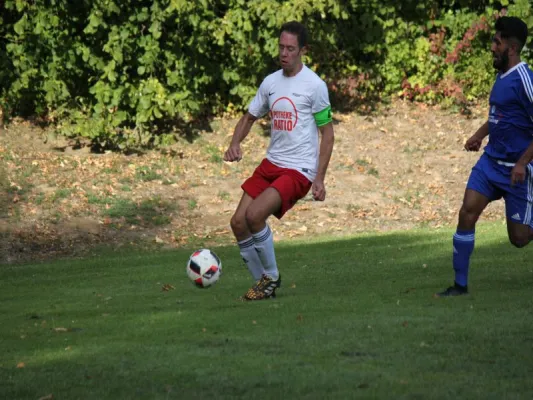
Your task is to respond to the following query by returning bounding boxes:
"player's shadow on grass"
[272,229,533,293]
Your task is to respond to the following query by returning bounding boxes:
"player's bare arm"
[224,112,258,162]
[511,140,533,185]
[312,122,334,201]
[465,121,489,151]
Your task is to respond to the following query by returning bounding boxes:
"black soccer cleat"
[243,274,282,300]
[435,282,468,297]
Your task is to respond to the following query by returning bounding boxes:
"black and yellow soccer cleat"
[243,274,282,300]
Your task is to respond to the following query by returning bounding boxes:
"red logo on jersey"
[270,97,298,132]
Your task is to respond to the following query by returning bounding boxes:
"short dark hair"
[495,16,528,52]
[280,21,308,48]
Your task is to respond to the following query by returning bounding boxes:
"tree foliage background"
[1,0,532,149]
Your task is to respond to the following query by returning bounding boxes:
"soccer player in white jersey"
[437,17,533,297]
[223,21,335,300]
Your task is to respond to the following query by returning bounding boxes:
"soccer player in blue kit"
[437,16,533,297]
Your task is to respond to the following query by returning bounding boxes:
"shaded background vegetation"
[0,0,532,150]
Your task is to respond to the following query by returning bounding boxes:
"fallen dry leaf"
[161,284,175,291]
[16,362,25,368]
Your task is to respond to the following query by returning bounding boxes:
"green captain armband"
[314,106,332,127]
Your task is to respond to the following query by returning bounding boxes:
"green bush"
[1,0,532,149]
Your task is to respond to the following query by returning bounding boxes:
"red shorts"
[241,159,312,219]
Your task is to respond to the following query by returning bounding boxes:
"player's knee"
[458,206,479,227]
[459,204,475,218]
[509,235,529,248]
[230,213,247,235]
[244,207,264,230]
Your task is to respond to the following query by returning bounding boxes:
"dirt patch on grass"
[0,101,505,264]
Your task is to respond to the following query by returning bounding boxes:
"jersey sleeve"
[518,66,533,127]
[248,79,270,118]
[311,80,331,114]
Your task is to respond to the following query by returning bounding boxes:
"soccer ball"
[186,249,222,288]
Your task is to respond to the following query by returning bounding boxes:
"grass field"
[1,222,533,399]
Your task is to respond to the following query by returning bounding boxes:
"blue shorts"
[467,153,533,226]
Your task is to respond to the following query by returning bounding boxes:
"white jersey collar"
[282,64,306,78]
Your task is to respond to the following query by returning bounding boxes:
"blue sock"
[453,230,475,287]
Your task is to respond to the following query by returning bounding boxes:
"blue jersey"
[485,62,533,162]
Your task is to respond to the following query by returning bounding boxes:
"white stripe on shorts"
[496,160,516,167]
[526,164,533,226]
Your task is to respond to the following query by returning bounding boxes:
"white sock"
[238,237,265,281]
[252,225,279,280]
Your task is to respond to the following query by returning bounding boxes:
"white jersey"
[248,65,330,182]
